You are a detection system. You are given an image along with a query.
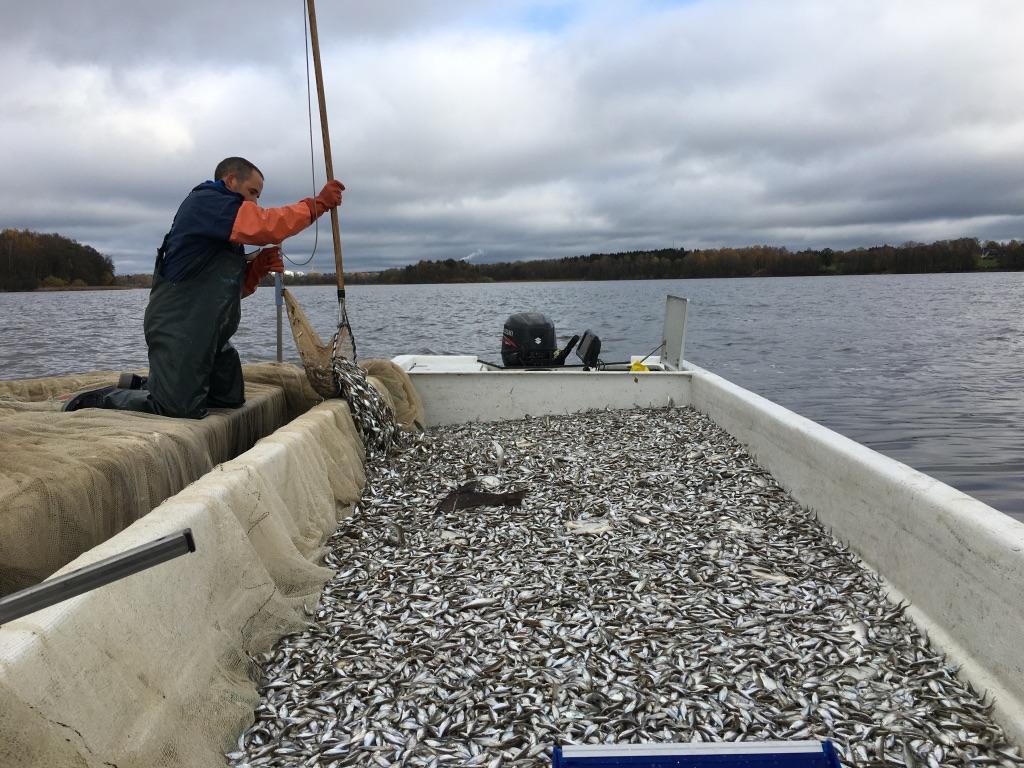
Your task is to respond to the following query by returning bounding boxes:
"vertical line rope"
[283,0,320,268]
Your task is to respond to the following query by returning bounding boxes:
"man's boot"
[61,386,117,412]
[117,373,149,390]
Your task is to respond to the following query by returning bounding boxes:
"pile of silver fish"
[229,407,1022,767]
[331,354,398,458]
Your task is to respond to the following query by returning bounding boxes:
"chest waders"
[103,245,247,419]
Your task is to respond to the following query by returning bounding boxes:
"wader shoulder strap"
[154,231,171,276]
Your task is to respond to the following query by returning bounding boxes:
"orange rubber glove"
[242,246,284,297]
[303,180,345,220]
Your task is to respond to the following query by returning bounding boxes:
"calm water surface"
[2,273,1021,521]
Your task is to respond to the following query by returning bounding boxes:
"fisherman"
[63,157,344,418]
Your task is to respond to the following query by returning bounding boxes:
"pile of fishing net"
[0,392,367,768]
[0,360,422,596]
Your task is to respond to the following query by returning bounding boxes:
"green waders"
[103,246,247,419]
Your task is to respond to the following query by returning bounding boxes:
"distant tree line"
[981,239,1024,270]
[336,238,1023,285]
[113,272,154,288]
[0,229,115,291]
[6,229,1024,291]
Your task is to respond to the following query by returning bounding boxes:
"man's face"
[224,170,264,203]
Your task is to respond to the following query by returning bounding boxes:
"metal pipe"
[275,272,284,363]
[0,530,196,625]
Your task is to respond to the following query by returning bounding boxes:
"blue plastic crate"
[552,740,842,768]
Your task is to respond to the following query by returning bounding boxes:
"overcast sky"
[1,0,1022,274]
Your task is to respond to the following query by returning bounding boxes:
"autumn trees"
[0,229,114,291]
[343,238,993,284]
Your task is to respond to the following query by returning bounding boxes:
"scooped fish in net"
[331,342,399,458]
[280,290,398,456]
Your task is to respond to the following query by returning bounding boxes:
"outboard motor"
[500,313,583,368]
[502,313,557,367]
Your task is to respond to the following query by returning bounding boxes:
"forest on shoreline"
[2,228,1024,291]
[284,237,1024,286]
[0,229,114,291]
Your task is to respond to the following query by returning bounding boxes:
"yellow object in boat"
[630,361,650,372]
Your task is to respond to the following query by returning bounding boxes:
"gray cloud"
[1,0,1023,276]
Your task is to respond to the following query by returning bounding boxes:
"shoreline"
[3,267,1018,293]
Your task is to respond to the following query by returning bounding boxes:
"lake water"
[2,273,1022,522]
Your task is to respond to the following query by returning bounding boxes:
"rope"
[282,0,320,268]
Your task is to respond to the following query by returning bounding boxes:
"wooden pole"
[305,0,345,301]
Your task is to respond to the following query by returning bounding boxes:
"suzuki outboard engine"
[502,313,557,367]
[500,313,583,368]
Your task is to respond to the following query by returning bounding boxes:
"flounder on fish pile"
[229,408,1021,767]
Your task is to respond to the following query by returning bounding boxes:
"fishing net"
[0,363,318,596]
[281,287,405,456]
[360,357,424,432]
[0,397,367,768]
[0,357,422,597]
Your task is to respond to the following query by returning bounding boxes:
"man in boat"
[63,157,344,418]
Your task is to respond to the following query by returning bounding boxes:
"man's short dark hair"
[214,157,263,182]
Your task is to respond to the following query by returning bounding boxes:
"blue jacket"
[158,180,244,282]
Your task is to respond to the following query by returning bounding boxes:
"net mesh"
[0,398,367,768]
[361,358,425,433]
[0,362,336,596]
